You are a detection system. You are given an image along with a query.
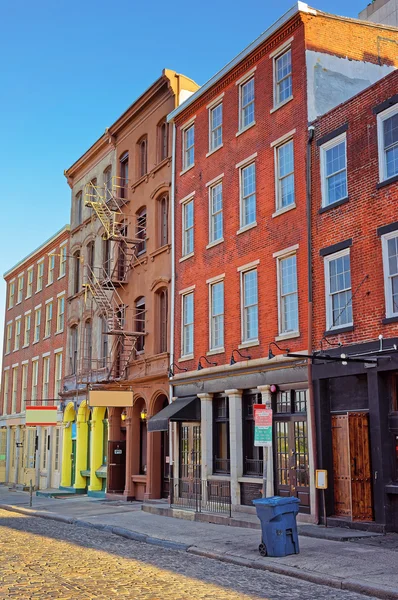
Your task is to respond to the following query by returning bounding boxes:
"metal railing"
[170,478,231,516]
[213,457,230,474]
[243,457,264,477]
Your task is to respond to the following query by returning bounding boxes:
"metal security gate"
[170,477,231,515]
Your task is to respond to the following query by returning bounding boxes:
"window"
[182,198,194,256]
[8,280,15,308]
[213,396,230,474]
[31,359,39,403]
[14,318,21,351]
[21,364,28,404]
[70,326,78,375]
[135,298,145,353]
[321,133,347,206]
[278,254,298,335]
[210,103,222,151]
[27,267,33,297]
[138,136,147,178]
[209,182,223,243]
[47,253,55,284]
[41,429,48,470]
[45,302,53,337]
[17,275,24,303]
[158,119,169,162]
[275,389,307,414]
[37,261,44,292]
[6,323,12,354]
[42,356,50,402]
[276,140,295,209]
[2,370,9,415]
[242,269,258,343]
[34,307,41,342]
[76,191,83,226]
[158,289,168,354]
[56,296,65,332]
[324,249,352,330]
[274,48,292,106]
[242,392,263,476]
[378,105,398,182]
[23,313,31,346]
[11,367,18,414]
[101,316,108,368]
[240,162,256,228]
[183,124,194,170]
[136,208,147,255]
[84,320,92,369]
[86,241,95,272]
[103,238,111,276]
[158,194,168,247]
[119,152,129,200]
[54,428,60,471]
[104,166,112,202]
[54,352,63,398]
[182,292,194,357]
[240,78,255,130]
[210,280,224,350]
[382,231,398,318]
[59,245,67,278]
[73,251,80,295]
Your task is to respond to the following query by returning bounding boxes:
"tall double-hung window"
[240,267,258,344]
[181,291,194,357]
[209,180,223,244]
[209,279,224,351]
[239,160,256,228]
[321,133,348,207]
[277,251,298,335]
[182,123,195,171]
[381,231,398,319]
[209,103,223,151]
[377,105,398,182]
[324,249,352,330]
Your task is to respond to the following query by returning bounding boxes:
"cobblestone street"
[0,509,378,600]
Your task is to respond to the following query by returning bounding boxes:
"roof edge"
[4,224,70,279]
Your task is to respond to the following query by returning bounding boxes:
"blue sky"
[0,0,367,340]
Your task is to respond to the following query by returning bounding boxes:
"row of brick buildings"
[1,2,398,532]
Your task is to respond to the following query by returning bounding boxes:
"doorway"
[331,412,373,521]
[161,427,169,499]
[177,423,201,502]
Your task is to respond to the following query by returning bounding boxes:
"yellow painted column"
[89,407,105,492]
[61,403,75,488]
[74,401,89,490]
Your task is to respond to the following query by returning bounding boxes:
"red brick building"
[311,69,398,532]
[0,225,70,490]
[157,4,398,518]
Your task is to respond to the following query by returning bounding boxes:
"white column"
[225,389,243,507]
[257,385,274,497]
[197,393,213,481]
[5,427,11,483]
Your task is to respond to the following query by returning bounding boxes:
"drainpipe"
[169,121,177,475]
[306,124,319,523]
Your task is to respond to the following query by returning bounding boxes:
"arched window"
[157,288,168,354]
[84,320,92,371]
[136,207,147,255]
[70,325,78,375]
[138,136,147,178]
[101,315,108,369]
[158,119,168,162]
[158,194,168,247]
[73,250,80,295]
[76,192,83,226]
[103,238,111,277]
[135,297,145,353]
[87,241,95,272]
[103,166,112,202]
[119,152,129,200]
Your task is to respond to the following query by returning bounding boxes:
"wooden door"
[349,413,373,521]
[332,415,352,517]
[107,440,126,493]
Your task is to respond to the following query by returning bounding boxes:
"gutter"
[169,122,177,471]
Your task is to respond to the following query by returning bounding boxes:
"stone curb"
[1,503,397,600]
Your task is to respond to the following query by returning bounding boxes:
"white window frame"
[377,104,398,183]
[208,179,223,244]
[21,363,28,404]
[26,267,33,298]
[238,75,255,133]
[56,295,65,332]
[209,102,223,152]
[381,230,398,318]
[34,307,41,342]
[208,277,225,351]
[275,138,295,211]
[54,351,63,398]
[240,266,259,345]
[14,317,21,351]
[42,355,50,402]
[2,369,9,415]
[320,132,348,207]
[48,251,56,285]
[45,301,53,338]
[11,366,18,414]
[273,45,293,108]
[23,312,31,347]
[181,291,194,358]
[31,358,39,403]
[181,196,194,258]
[6,322,12,354]
[59,244,67,278]
[276,251,299,337]
[36,259,44,292]
[238,158,256,230]
[8,280,15,309]
[17,274,24,304]
[324,248,353,331]
[182,122,195,171]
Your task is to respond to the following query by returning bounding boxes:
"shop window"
[242,392,263,476]
[213,396,230,474]
[140,418,147,475]
[275,390,307,414]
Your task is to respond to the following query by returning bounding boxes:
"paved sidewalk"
[0,486,397,599]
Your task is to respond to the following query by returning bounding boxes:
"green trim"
[87,490,106,498]
[80,469,90,477]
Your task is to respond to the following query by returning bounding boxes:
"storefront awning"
[148,396,200,432]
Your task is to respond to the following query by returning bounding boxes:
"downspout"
[307,124,319,523]
[169,121,177,476]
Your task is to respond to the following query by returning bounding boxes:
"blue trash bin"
[253,496,300,557]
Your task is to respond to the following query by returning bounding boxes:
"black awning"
[148,396,200,432]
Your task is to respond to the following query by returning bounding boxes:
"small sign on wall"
[316,469,328,489]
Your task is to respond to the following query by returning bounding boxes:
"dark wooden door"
[107,440,126,493]
[349,412,373,521]
[332,413,373,521]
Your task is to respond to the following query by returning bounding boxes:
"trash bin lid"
[253,496,300,506]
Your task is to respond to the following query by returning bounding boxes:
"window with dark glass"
[84,320,92,371]
[103,238,111,277]
[73,251,80,295]
[119,152,129,199]
[213,396,230,474]
[158,288,168,354]
[138,137,147,178]
[140,418,147,474]
[159,194,168,247]
[136,207,147,254]
[135,297,145,352]
[275,390,307,414]
[242,392,263,476]
[101,316,108,368]
[87,241,95,272]
[76,192,83,226]
[70,326,78,375]
[159,120,168,162]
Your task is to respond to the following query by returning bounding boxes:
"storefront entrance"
[331,412,373,521]
[274,391,310,514]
